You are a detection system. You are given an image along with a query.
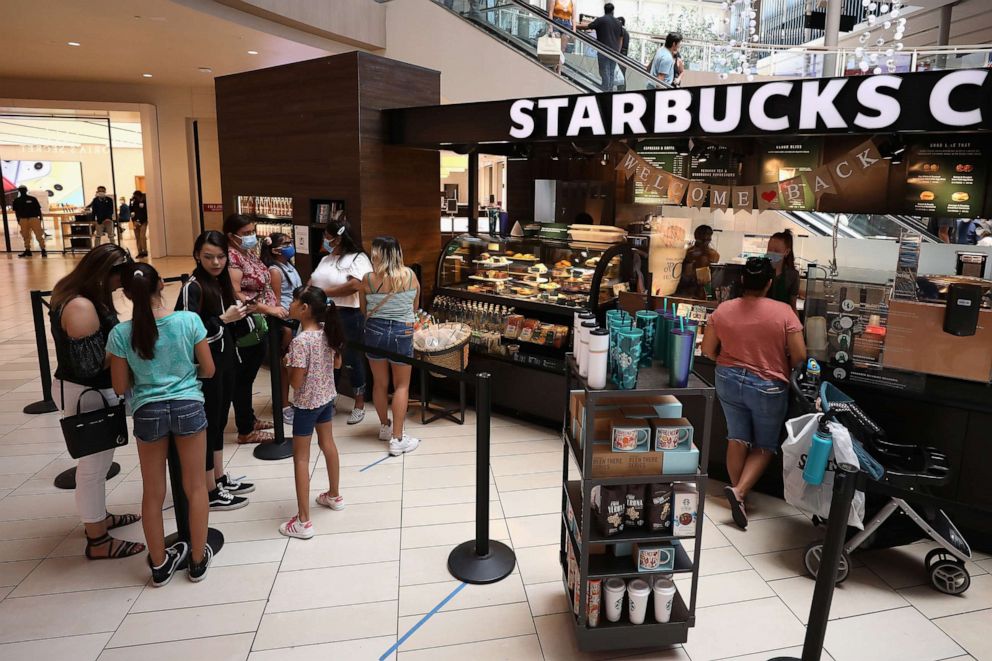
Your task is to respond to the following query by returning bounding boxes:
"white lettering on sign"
[611,93,648,134]
[566,96,605,136]
[854,75,902,129]
[537,97,570,136]
[654,89,692,132]
[699,86,742,133]
[799,79,847,129]
[929,69,986,126]
[749,82,793,131]
[509,99,535,138]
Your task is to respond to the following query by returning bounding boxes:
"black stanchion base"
[165,527,225,559]
[53,463,121,490]
[448,539,516,585]
[24,399,58,414]
[253,441,294,460]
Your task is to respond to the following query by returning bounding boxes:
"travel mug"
[684,320,699,372]
[579,320,597,379]
[587,328,609,390]
[574,310,594,371]
[627,578,652,625]
[668,328,695,388]
[603,577,626,623]
[655,311,676,367]
[652,576,677,623]
[635,310,659,367]
[616,328,643,390]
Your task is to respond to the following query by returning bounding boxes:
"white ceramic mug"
[652,576,677,623]
[603,577,626,623]
[627,578,651,625]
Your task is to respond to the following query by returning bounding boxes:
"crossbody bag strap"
[366,273,397,319]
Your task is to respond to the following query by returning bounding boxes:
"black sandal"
[724,486,748,530]
[106,512,141,530]
[85,533,146,560]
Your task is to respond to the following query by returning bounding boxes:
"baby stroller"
[788,360,973,595]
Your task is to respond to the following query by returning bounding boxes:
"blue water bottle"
[803,416,833,485]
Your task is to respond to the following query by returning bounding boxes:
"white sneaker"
[279,515,314,540]
[378,423,393,441]
[282,406,294,425]
[347,408,365,425]
[389,433,420,456]
[316,492,345,510]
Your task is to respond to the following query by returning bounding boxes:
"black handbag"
[60,385,129,459]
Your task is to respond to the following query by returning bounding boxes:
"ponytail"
[292,285,345,354]
[121,263,161,360]
[260,232,290,267]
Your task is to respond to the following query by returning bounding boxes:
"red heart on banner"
[760,191,778,202]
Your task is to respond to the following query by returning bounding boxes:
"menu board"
[760,141,821,211]
[904,140,986,217]
[688,145,741,185]
[634,140,688,204]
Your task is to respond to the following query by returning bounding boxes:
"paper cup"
[603,577,626,623]
[627,578,651,625]
[652,576,677,623]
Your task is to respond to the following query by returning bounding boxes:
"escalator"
[428,0,663,93]
[781,211,939,242]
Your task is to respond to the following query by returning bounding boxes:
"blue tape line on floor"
[380,582,467,660]
[359,454,393,472]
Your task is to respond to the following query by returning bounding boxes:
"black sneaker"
[149,541,189,587]
[218,473,255,495]
[17,251,31,258]
[40,250,47,258]
[208,487,248,511]
[188,544,213,583]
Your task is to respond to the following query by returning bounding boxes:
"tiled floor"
[0,254,989,661]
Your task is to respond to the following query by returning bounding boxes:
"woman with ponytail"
[766,229,800,312]
[108,263,216,586]
[279,286,346,539]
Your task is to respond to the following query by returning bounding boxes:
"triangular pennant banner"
[732,186,754,212]
[755,182,782,211]
[686,181,709,208]
[709,185,731,212]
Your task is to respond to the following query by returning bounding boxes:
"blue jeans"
[133,399,207,443]
[364,318,413,365]
[714,366,789,453]
[598,54,615,91]
[292,398,335,437]
[337,307,367,397]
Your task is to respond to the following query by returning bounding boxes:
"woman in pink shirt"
[701,257,807,530]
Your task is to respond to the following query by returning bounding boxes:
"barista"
[766,230,799,312]
[676,225,720,299]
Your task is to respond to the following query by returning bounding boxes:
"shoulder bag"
[59,384,129,459]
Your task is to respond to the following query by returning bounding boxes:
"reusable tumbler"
[668,328,695,388]
[574,310,594,371]
[635,310,659,367]
[684,320,699,372]
[616,328,643,390]
[603,578,626,623]
[579,320,597,379]
[652,577,677,623]
[656,311,676,367]
[587,328,609,390]
[627,578,652,625]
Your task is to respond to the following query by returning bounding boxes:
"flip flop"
[724,486,748,530]
[253,419,274,431]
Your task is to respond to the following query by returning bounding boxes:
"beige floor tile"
[412,435,477,455]
[507,513,562,548]
[403,464,488,490]
[131,562,279,613]
[717,515,821,557]
[0,632,112,661]
[314,462,404,488]
[490,451,561,477]
[675,568,774,608]
[823,607,964,661]
[403,450,476,470]
[490,438,561,456]
[899,573,992,619]
[933,609,992,661]
[526,580,570,617]
[400,545,467,586]
[109,600,266,648]
[266,561,399,613]
[0,560,39,587]
[501,487,561,518]
[11,554,149,597]
[212,538,288,568]
[401,485,497,507]
[0,454,54,476]
[399,573,527,617]
[704,485,802,526]
[696,545,752,577]
[682,597,805,661]
[213,517,287,543]
[98,632,255,661]
[771,567,908,624]
[402,519,510,550]
[697,516,730,550]
[403,501,505,527]
[745,548,811,582]
[254,599,397,651]
[496,470,563,492]
[0,586,141,643]
[280,528,400,571]
[397,601,535,651]
[861,540,987,590]
[535,611,687,661]
[720,647,834,661]
[398,633,544,660]
[0,492,78,521]
[248,635,395,660]
[0,474,31,491]
[0,536,63,563]
[516,544,562,585]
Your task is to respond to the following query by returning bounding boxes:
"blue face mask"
[322,239,335,254]
[765,251,784,265]
[278,245,296,260]
[239,233,258,250]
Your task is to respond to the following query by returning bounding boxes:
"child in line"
[261,233,302,423]
[279,286,345,540]
[109,264,215,586]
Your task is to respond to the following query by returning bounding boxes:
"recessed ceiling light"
[67,41,81,46]
[198,67,213,73]
[142,73,153,78]
[247,50,259,55]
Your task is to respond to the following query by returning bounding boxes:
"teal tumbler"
[635,310,659,367]
[616,328,643,390]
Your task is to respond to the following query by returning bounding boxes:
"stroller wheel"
[803,541,851,584]
[928,559,970,595]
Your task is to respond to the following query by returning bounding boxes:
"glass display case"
[236,195,293,239]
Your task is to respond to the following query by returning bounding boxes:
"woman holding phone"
[224,214,288,444]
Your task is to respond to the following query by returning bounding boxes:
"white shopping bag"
[782,413,866,529]
[537,34,563,66]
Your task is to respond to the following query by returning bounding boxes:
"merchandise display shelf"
[561,352,715,652]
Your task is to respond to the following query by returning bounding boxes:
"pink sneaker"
[315,492,345,511]
[279,515,314,539]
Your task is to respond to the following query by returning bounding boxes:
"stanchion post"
[24,290,59,414]
[447,372,516,584]
[253,316,292,460]
[164,433,224,556]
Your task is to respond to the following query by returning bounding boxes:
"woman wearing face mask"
[308,219,372,425]
[766,229,799,312]
[261,232,302,421]
[223,214,288,444]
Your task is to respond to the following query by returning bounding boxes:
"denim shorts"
[292,398,336,437]
[364,318,414,364]
[714,366,789,453]
[133,399,207,443]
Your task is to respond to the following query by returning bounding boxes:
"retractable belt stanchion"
[771,464,860,661]
[164,432,224,557]
[253,316,292,460]
[24,290,59,414]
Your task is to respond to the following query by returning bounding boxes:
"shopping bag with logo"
[782,413,866,529]
[60,387,129,459]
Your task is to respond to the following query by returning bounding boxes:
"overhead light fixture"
[247,50,259,55]
[67,41,81,46]
[198,67,213,73]
[142,73,153,78]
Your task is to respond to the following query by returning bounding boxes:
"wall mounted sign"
[904,139,987,217]
[633,140,688,204]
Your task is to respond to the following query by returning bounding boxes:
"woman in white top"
[308,219,373,424]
